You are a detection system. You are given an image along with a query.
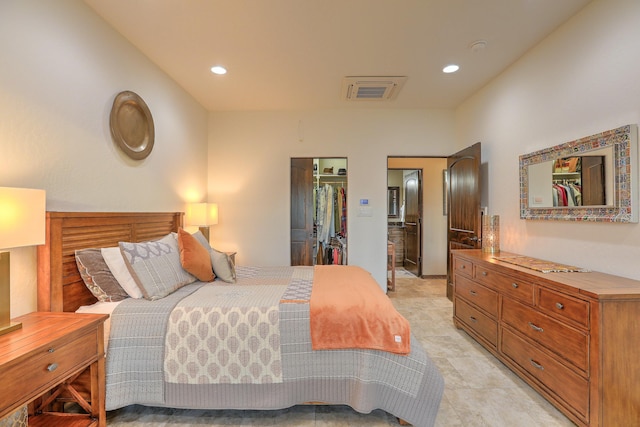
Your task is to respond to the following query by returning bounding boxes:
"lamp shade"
[187,202,218,226]
[0,187,46,249]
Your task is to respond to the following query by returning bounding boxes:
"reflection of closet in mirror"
[552,155,606,206]
[314,158,347,265]
[528,146,613,208]
[520,124,637,222]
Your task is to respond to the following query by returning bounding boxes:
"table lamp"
[0,187,46,336]
[187,202,218,242]
[482,214,500,254]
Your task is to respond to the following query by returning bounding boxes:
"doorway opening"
[291,157,347,266]
[387,157,448,282]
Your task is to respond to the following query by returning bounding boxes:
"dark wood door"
[581,156,605,205]
[447,142,481,299]
[403,171,421,277]
[290,158,314,266]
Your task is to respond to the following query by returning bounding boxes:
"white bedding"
[76,300,121,350]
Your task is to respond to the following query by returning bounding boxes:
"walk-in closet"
[290,157,347,266]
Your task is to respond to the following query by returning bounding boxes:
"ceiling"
[83,0,592,112]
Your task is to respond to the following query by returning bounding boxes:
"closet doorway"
[290,157,347,266]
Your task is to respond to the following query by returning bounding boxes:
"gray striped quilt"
[105,266,444,427]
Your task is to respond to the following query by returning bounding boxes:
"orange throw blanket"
[310,265,410,355]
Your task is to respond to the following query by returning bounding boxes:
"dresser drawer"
[502,298,588,373]
[538,288,589,329]
[474,266,534,305]
[501,328,589,421]
[455,298,497,347]
[455,274,498,316]
[0,331,97,411]
[453,257,473,278]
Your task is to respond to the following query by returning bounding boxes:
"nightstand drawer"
[0,330,97,412]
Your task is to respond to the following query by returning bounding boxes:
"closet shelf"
[552,172,580,176]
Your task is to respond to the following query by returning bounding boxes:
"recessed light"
[442,64,460,74]
[210,66,227,75]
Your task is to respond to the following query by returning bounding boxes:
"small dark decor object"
[337,168,347,175]
[110,90,155,160]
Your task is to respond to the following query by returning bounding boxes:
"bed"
[37,211,444,427]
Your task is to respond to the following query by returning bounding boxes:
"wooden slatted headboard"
[37,212,183,312]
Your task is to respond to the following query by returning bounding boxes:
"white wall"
[456,0,640,280]
[1,0,209,316]
[208,109,455,288]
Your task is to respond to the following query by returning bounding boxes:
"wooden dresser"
[452,249,640,427]
[0,312,108,427]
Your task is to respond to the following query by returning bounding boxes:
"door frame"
[387,157,443,278]
[388,153,480,285]
[291,157,348,266]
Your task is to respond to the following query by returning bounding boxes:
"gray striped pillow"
[119,234,195,300]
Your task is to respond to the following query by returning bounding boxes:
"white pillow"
[101,246,143,299]
[210,249,236,283]
[191,230,236,283]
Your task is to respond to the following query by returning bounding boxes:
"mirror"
[520,124,638,222]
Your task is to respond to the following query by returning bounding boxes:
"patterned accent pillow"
[119,234,196,300]
[177,228,214,282]
[75,248,129,302]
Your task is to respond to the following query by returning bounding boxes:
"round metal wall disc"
[110,90,154,160]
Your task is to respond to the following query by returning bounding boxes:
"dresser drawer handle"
[47,363,59,372]
[555,302,564,310]
[48,348,55,353]
[461,265,466,269]
[469,316,478,323]
[469,290,477,296]
[512,283,519,289]
[528,322,544,333]
[481,271,488,276]
[529,359,545,371]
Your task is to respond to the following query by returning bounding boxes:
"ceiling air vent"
[342,76,407,101]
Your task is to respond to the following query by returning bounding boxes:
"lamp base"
[0,251,21,336]
[0,321,22,336]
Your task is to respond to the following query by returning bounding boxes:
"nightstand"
[0,312,108,427]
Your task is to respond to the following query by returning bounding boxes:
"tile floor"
[106,275,576,426]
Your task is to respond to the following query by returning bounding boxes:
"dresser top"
[453,249,640,300]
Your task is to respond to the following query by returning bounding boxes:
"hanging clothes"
[315,183,347,265]
[317,184,334,244]
[552,181,582,207]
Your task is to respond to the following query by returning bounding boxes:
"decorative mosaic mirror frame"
[520,124,638,222]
